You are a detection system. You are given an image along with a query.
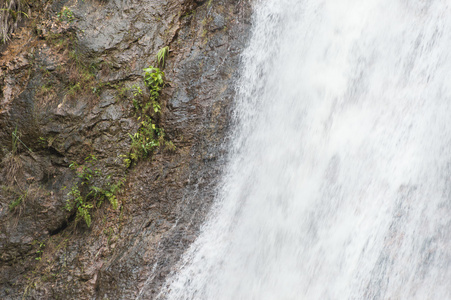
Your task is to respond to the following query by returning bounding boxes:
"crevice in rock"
[49,213,74,236]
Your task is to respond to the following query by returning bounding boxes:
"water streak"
[160,0,451,298]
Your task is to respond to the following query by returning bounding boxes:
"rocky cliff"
[0,0,252,298]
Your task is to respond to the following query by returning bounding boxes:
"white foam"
[159,0,451,299]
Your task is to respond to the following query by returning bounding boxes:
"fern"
[156,46,169,69]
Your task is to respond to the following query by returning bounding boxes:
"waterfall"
[159,0,451,298]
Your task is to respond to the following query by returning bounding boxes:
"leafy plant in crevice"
[65,154,125,228]
[142,66,164,114]
[32,240,45,261]
[123,47,175,167]
[156,46,169,69]
[66,181,94,227]
[130,84,143,111]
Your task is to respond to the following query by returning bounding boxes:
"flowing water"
[159,0,451,299]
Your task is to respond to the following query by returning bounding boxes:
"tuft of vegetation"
[41,22,99,102]
[65,51,98,100]
[156,46,169,69]
[123,58,175,168]
[8,187,27,211]
[65,155,125,228]
[57,6,74,23]
[32,240,45,261]
[1,183,32,216]
[2,126,30,185]
[11,125,33,153]
[142,66,164,113]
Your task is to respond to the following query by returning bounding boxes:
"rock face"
[0,0,252,298]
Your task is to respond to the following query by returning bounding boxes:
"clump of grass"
[1,183,34,217]
[2,126,24,185]
[62,51,99,100]
[8,187,27,211]
[36,82,58,106]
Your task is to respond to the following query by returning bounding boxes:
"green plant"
[8,188,27,210]
[123,49,176,167]
[131,84,143,111]
[33,241,45,261]
[38,136,47,147]
[66,184,93,227]
[57,6,74,22]
[65,155,124,227]
[122,67,165,166]
[156,46,169,69]
[91,177,125,210]
[128,119,160,162]
[143,67,165,91]
[142,67,165,114]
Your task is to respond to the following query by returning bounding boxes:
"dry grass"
[0,0,29,43]
[35,81,58,107]
[2,152,22,185]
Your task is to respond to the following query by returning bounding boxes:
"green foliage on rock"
[8,188,27,210]
[57,6,74,23]
[32,240,45,261]
[123,49,175,167]
[65,155,125,228]
[156,46,169,68]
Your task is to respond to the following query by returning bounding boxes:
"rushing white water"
[160,0,451,299]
